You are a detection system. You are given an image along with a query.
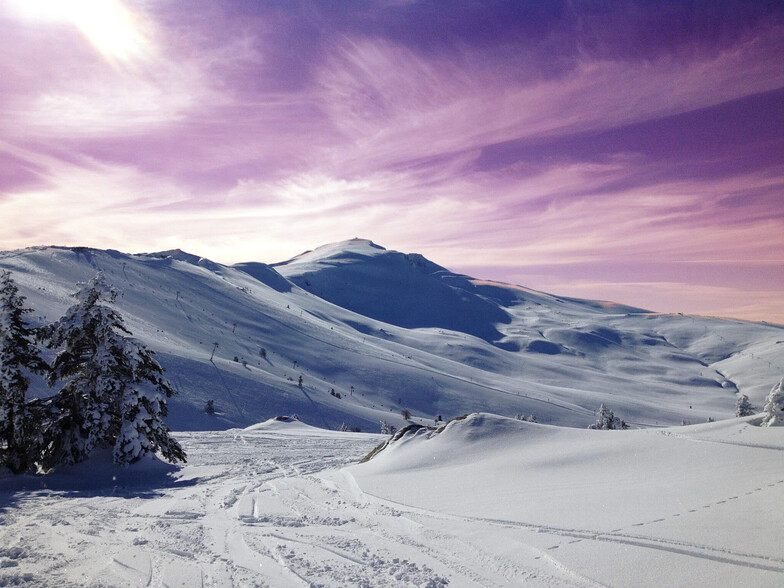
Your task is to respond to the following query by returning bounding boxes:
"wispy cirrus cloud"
[0,0,782,321]
[311,24,784,172]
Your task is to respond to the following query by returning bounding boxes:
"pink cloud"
[0,1,782,322]
[523,280,784,326]
[310,26,784,173]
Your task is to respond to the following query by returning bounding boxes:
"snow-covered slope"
[1,240,782,431]
[274,239,511,342]
[350,413,784,587]
[2,415,782,587]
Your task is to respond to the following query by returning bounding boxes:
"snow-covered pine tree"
[40,274,128,467]
[113,344,186,465]
[0,271,47,473]
[41,273,185,469]
[588,403,621,430]
[761,379,784,427]
[735,394,755,417]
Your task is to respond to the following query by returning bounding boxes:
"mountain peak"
[145,248,204,264]
[274,239,509,342]
[275,238,387,268]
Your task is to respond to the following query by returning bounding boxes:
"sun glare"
[7,0,152,67]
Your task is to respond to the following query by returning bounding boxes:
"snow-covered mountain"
[1,239,782,432]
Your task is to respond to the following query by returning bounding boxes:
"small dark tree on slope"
[736,394,755,417]
[761,379,784,427]
[41,273,185,469]
[0,271,47,473]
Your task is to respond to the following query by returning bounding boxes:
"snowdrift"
[350,413,784,586]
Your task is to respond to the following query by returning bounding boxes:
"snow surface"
[2,239,784,585]
[1,416,782,586]
[1,240,782,432]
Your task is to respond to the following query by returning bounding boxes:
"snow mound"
[349,414,784,587]
[360,413,556,467]
[243,415,315,432]
[241,415,367,436]
[351,411,784,534]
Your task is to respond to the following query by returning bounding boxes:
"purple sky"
[1,1,783,323]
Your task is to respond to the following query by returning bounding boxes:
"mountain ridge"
[1,240,782,432]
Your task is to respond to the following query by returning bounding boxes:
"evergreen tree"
[735,394,755,417]
[41,273,185,469]
[40,274,126,467]
[0,271,47,473]
[588,403,623,430]
[380,420,396,435]
[113,345,186,465]
[761,379,784,427]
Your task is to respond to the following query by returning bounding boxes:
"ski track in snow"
[2,425,784,587]
[0,428,636,588]
[0,431,457,587]
[357,479,784,576]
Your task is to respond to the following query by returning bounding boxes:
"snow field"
[0,423,453,587]
[1,415,782,587]
[351,414,784,587]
